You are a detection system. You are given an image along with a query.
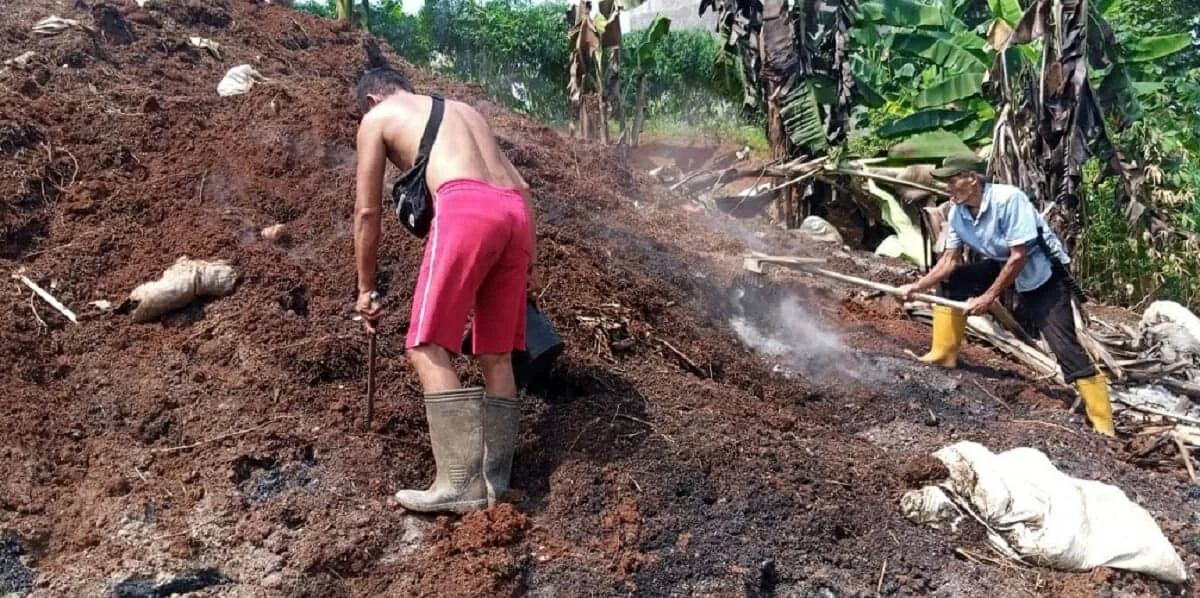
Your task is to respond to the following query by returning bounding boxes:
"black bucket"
[461,299,564,392]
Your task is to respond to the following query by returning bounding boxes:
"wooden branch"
[965,316,1065,384]
[1119,403,1200,427]
[13,273,78,324]
[1074,303,1124,380]
[829,168,950,198]
[654,336,706,377]
[152,425,263,453]
[987,302,1036,346]
[1172,432,1197,482]
[796,265,969,311]
[675,156,823,192]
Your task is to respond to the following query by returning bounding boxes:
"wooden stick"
[1173,432,1197,482]
[799,265,969,311]
[152,425,264,453]
[829,168,950,198]
[13,273,78,324]
[876,559,887,597]
[655,336,706,377]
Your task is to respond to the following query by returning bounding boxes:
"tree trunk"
[607,46,624,144]
[579,103,592,140]
[335,0,352,21]
[759,18,794,227]
[598,75,609,144]
[632,73,647,147]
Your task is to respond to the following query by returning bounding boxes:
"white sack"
[5,51,39,68]
[217,64,267,97]
[32,16,83,36]
[1141,300,1200,363]
[901,441,1187,584]
[128,256,237,322]
[799,215,843,245]
[189,37,221,59]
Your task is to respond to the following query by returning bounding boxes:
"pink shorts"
[406,178,532,355]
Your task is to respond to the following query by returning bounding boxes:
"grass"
[632,118,771,154]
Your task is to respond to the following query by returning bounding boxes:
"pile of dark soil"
[1,1,1196,596]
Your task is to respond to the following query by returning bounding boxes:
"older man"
[898,152,1115,436]
[352,66,539,512]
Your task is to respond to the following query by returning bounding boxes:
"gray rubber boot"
[395,387,488,514]
[482,395,522,506]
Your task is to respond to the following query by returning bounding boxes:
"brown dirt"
[1,2,1198,597]
[900,455,951,488]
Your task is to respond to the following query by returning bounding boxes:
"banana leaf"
[645,12,670,42]
[1126,33,1193,63]
[1086,10,1117,69]
[866,179,928,267]
[1097,0,1120,15]
[888,129,972,160]
[987,0,1023,26]
[1097,63,1142,124]
[1008,0,1047,47]
[891,32,988,73]
[780,79,829,154]
[1132,81,1167,95]
[955,116,995,142]
[878,109,971,138]
[859,0,946,29]
[853,72,887,108]
[914,71,985,107]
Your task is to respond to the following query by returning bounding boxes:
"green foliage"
[1080,1,1200,307]
[634,14,671,73]
[293,0,1200,308]
[620,27,744,121]
[780,81,829,155]
[295,0,749,132]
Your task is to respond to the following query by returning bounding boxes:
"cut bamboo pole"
[13,273,78,324]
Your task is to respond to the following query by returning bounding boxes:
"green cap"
[931,151,986,179]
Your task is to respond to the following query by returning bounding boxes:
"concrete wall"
[620,0,718,35]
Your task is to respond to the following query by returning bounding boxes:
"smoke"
[727,288,896,383]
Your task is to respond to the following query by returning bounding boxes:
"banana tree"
[857,0,1193,253]
[630,14,670,147]
[598,0,624,144]
[567,0,602,140]
[334,0,369,29]
[701,0,860,226]
[984,0,1195,249]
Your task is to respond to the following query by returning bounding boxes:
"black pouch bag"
[390,94,445,238]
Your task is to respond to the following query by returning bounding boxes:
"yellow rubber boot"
[918,304,968,368]
[1074,373,1116,437]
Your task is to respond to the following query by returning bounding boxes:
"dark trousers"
[940,260,1097,383]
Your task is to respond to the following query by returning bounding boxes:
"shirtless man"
[351,66,539,513]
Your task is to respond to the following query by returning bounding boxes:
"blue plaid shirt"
[945,182,1069,293]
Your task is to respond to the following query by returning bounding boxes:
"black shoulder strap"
[417,94,444,159]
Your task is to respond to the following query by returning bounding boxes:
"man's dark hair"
[356,67,414,113]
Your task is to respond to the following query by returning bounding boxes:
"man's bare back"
[363,93,527,194]
[353,69,539,328]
